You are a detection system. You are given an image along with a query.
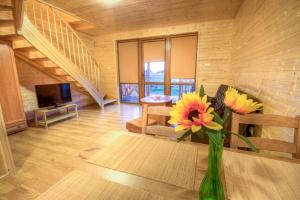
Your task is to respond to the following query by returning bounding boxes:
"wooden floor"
[0,104,198,200]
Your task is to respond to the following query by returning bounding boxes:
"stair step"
[0,19,14,23]
[0,0,12,7]
[18,49,46,60]
[0,5,13,10]
[30,56,48,61]
[0,9,13,21]
[13,38,33,49]
[35,59,58,68]
[0,35,22,41]
[75,83,83,88]
[103,98,118,105]
[65,76,76,82]
[14,46,35,51]
[54,70,68,76]
[0,21,15,36]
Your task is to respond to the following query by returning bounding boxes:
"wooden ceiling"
[43,0,244,35]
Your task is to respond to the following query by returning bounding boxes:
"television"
[35,83,72,108]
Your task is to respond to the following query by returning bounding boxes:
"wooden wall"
[15,57,95,122]
[232,0,300,144]
[93,19,234,98]
[90,0,300,148]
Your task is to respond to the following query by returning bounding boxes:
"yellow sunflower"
[224,87,263,114]
[168,92,222,133]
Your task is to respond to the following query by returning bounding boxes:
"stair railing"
[24,0,102,94]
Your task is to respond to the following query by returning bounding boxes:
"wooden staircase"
[0,0,117,108]
[3,35,87,93]
[0,0,17,36]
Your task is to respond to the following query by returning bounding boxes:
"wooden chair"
[141,105,185,140]
[230,112,300,158]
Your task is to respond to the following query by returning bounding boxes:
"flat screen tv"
[35,83,72,108]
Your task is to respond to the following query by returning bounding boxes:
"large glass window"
[144,84,164,96]
[118,41,139,103]
[143,40,166,96]
[118,33,197,103]
[171,78,195,102]
[120,84,139,103]
[144,61,165,82]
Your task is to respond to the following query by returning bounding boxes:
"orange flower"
[168,92,222,133]
[224,87,263,114]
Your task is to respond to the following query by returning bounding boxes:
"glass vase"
[199,135,225,200]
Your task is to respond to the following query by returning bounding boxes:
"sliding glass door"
[170,35,197,102]
[117,33,198,103]
[142,40,166,96]
[117,41,139,103]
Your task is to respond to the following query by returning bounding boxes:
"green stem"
[200,134,224,200]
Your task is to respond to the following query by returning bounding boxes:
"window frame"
[117,32,198,104]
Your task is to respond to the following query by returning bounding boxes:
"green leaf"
[224,130,257,152]
[199,85,205,97]
[212,111,224,125]
[207,130,223,147]
[177,129,192,142]
[196,128,206,139]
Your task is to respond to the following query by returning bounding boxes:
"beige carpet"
[88,135,204,190]
[35,170,169,200]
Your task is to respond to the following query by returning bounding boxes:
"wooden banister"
[24,0,103,93]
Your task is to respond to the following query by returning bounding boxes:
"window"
[120,84,139,103]
[169,35,197,101]
[143,40,166,96]
[171,79,195,102]
[144,84,164,96]
[118,41,139,103]
[144,61,165,82]
[117,33,197,103]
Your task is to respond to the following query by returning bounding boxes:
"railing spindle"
[66,25,71,61]
[40,4,45,35]
[81,45,86,74]
[53,10,59,50]
[71,33,77,66]
[85,49,90,80]
[76,39,81,71]
[59,18,66,56]
[46,7,52,44]
[32,0,37,25]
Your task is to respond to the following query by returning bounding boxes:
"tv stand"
[34,103,78,129]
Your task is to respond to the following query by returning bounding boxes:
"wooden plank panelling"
[93,20,235,99]
[231,0,300,150]
[15,57,95,122]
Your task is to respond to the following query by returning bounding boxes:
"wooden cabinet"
[0,44,27,134]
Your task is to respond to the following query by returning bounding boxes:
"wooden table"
[126,95,173,133]
[35,131,300,200]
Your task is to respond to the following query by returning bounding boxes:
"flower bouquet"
[169,86,262,200]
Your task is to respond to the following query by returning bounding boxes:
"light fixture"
[100,0,121,7]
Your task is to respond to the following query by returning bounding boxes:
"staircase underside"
[0,0,118,108]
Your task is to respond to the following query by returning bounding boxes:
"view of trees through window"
[144,62,165,96]
[120,84,139,103]
[171,78,195,102]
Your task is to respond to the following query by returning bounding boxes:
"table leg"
[34,112,39,127]
[43,113,48,129]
